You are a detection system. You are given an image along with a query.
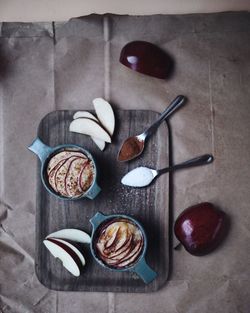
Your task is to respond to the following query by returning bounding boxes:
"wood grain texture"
[36,109,169,292]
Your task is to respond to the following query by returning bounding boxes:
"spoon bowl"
[117,95,186,162]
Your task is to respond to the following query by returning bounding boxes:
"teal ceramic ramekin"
[90,212,157,284]
[28,137,101,200]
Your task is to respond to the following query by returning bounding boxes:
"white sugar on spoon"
[121,167,155,187]
[121,155,214,188]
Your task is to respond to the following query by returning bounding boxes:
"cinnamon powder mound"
[118,137,143,161]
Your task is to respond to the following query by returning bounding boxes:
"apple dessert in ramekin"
[46,150,95,198]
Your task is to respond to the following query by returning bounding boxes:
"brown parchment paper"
[0,12,250,313]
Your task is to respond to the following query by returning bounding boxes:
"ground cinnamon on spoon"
[118,137,144,161]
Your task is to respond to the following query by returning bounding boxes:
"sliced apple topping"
[46,150,95,198]
[96,219,143,268]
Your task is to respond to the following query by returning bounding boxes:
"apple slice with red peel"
[48,238,86,266]
[65,157,87,197]
[116,240,143,268]
[113,228,129,251]
[69,118,111,143]
[46,228,91,244]
[108,235,133,260]
[109,235,132,258]
[43,239,82,276]
[48,158,69,191]
[64,157,81,197]
[54,157,75,196]
[92,98,115,136]
[104,226,120,249]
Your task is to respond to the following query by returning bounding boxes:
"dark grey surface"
[36,109,169,292]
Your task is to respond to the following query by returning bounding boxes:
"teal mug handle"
[90,212,107,228]
[85,182,101,200]
[28,138,53,163]
[132,258,157,284]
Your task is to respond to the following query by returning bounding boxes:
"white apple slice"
[43,239,81,276]
[48,238,86,266]
[92,138,106,151]
[46,228,91,244]
[92,98,115,136]
[73,111,98,122]
[73,112,106,150]
[69,118,111,143]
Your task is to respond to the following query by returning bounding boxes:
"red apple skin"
[119,41,171,79]
[174,202,227,256]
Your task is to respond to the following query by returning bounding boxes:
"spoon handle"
[143,95,186,139]
[157,154,214,176]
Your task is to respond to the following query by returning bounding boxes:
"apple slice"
[92,98,115,136]
[92,138,106,151]
[43,239,82,276]
[73,112,106,150]
[73,111,98,121]
[48,238,86,266]
[69,118,111,143]
[46,228,91,244]
[104,226,120,249]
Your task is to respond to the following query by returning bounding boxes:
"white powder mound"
[121,167,154,187]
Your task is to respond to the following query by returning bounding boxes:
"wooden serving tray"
[35,109,170,292]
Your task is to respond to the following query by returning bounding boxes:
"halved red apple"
[120,41,172,79]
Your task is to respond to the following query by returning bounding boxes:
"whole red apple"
[174,202,227,256]
[119,41,172,79]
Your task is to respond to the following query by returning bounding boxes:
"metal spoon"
[121,154,214,187]
[117,95,186,162]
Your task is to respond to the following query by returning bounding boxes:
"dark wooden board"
[35,109,169,292]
